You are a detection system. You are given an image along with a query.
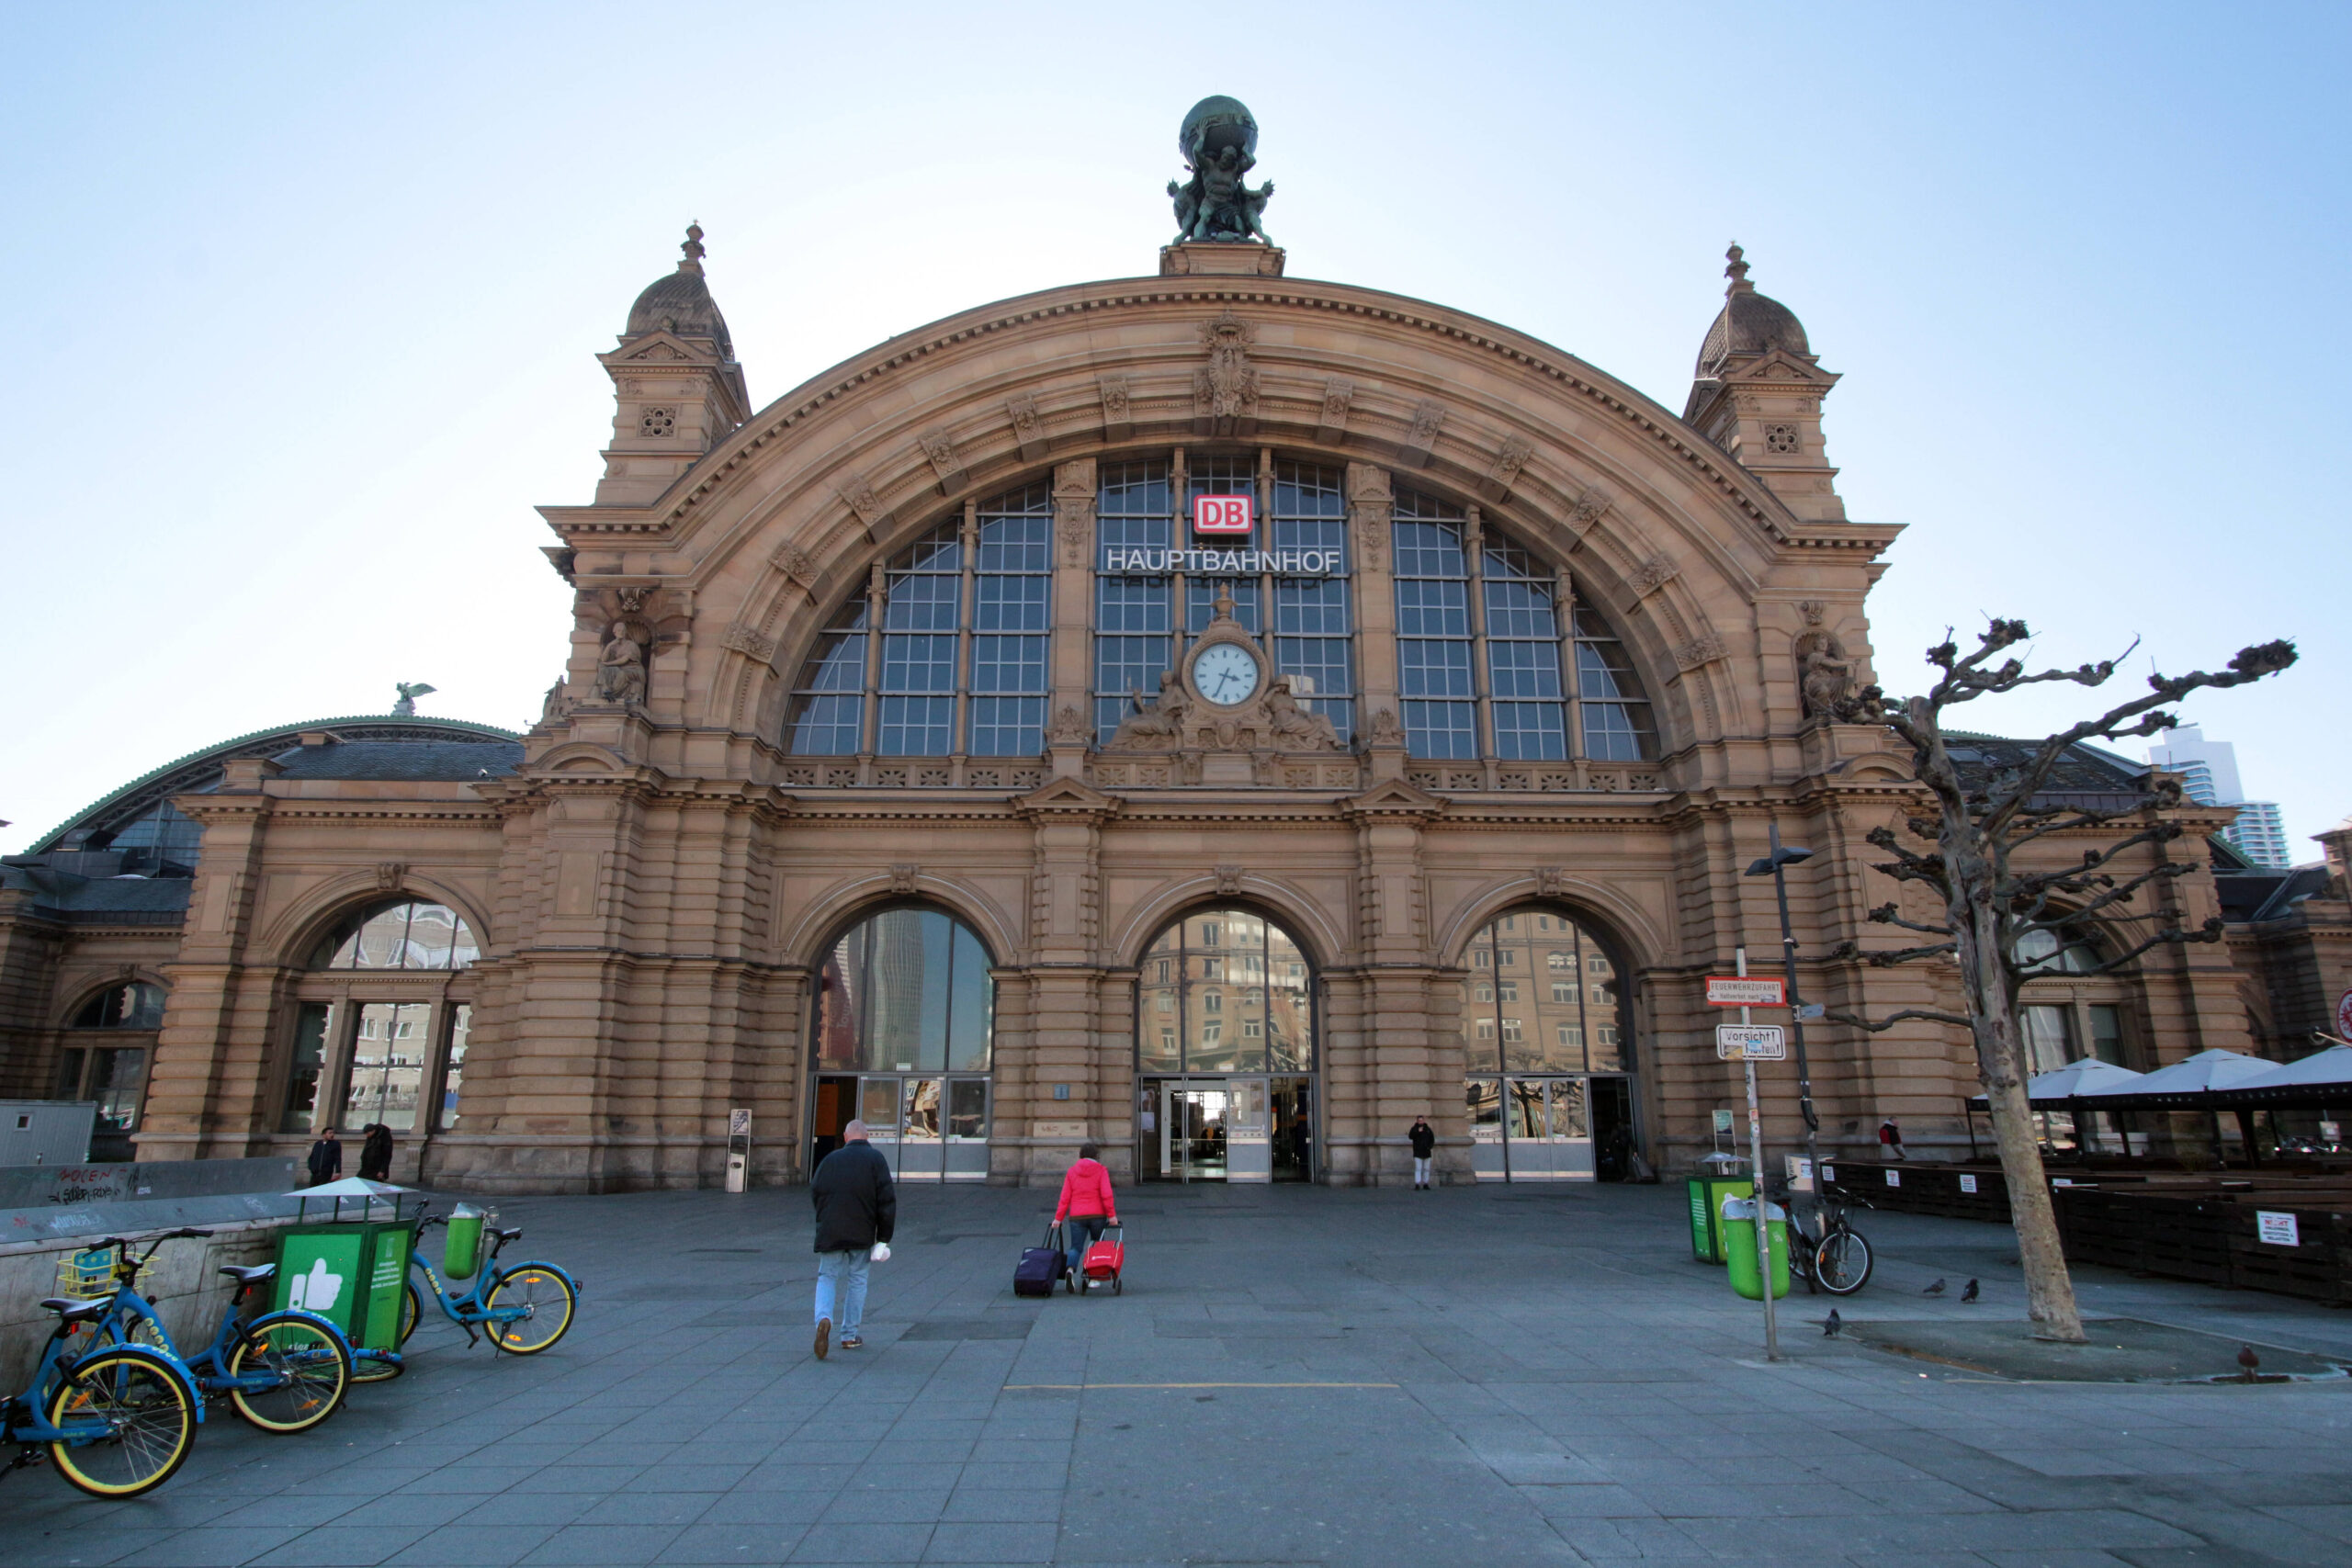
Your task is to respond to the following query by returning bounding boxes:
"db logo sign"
[1193,494,1253,535]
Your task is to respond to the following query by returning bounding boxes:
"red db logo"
[1193,494,1253,535]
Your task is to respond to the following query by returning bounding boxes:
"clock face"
[1191,643,1261,706]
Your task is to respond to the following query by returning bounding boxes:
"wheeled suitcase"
[1013,1224,1063,1298]
[1080,1224,1125,1295]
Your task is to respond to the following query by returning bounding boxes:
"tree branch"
[1825,1007,1974,1034]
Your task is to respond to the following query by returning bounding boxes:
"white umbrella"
[1968,1056,2144,1104]
[283,1177,410,1199]
[2097,1047,2276,1097]
[2232,1043,2352,1092]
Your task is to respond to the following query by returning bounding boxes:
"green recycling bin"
[1686,1172,1754,1263]
[1720,1196,1791,1301]
[443,1203,486,1279]
[274,1218,416,1353]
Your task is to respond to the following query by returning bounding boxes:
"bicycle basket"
[55,1247,119,1296]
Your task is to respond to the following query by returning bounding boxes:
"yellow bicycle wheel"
[483,1267,575,1354]
[397,1280,423,1346]
[226,1314,350,1434]
[46,1348,196,1498]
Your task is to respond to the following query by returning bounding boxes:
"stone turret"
[592,223,752,506]
[1683,244,1847,524]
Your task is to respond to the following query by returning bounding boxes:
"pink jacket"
[1054,1157,1116,1223]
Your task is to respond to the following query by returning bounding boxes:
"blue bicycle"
[390,1204,581,1360]
[2,1294,198,1497]
[90,1229,354,1434]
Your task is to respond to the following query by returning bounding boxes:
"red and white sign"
[1705,976,1785,1008]
[2335,987,2352,1042]
[1192,494,1254,535]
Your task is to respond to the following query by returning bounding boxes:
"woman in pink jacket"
[1054,1144,1118,1286]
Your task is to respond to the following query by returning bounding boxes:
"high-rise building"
[2149,726,2293,870]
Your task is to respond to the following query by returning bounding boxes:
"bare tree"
[1827,621,2295,1343]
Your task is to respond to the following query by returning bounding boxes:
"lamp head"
[1745,845,1815,876]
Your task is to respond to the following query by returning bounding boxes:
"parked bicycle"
[1,1293,198,1497]
[1770,1182,1876,1295]
[86,1229,353,1434]
[388,1203,581,1362]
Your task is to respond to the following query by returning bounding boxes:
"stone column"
[1347,464,1398,740]
[1050,458,1098,742]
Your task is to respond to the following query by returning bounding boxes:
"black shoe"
[814,1317,831,1360]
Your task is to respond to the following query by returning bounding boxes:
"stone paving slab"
[3,1182,2350,1566]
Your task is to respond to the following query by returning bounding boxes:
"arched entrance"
[1135,904,1316,1182]
[808,906,996,1180]
[1460,906,1641,1180]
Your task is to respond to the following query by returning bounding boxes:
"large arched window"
[1460,906,1639,1181]
[810,907,995,1179]
[786,482,1055,757]
[58,981,164,1132]
[1393,489,1656,761]
[282,899,479,1139]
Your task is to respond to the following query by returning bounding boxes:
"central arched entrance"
[1135,904,1317,1182]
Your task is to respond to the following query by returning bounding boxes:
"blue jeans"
[1064,1215,1107,1277]
[815,1248,871,1337]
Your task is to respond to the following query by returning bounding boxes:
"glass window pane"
[1549,1079,1589,1140]
[405,903,458,969]
[355,906,412,969]
[1466,1078,1501,1144]
[282,1003,332,1133]
[91,1047,147,1131]
[345,1001,427,1132]
[947,923,994,1072]
[438,1004,471,1131]
[2023,1006,2074,1075]
[55,1046,86,1100]
[865,909,949,1071]
[2086,1005,2124,1066]
[860,1077,900,1135]
[902,1080,942,1142]
[817,933,864,1072]
[947,1078,988,1140]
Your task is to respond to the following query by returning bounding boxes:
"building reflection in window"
[1137,906,1311,1075]
[58,981,164,1132]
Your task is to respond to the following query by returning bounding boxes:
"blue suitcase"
[1013,1224,1063,1298]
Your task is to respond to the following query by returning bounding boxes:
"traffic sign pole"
[1768,822,1824,1229]
[1736,947,1779,1360]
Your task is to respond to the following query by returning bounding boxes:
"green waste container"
[1686,1171,1754,1263]
[1720,1196,1791,1301]
[444,1203,487,1279]
[274,1218,416,1354]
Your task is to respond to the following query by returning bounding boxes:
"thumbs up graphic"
[289,1258,343,1314]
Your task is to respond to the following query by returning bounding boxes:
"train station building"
[6,103,2335,1193]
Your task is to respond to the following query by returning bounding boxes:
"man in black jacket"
[306,1127,343,1187]
[810,1118,895,1359]
[1408,1116,1436,1190]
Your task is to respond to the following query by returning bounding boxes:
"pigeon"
[1961,1279,1980,1303]
[2238,1345,2260,1382]
[1922,1278,1948,1296]
[1823,1310,1842,1338]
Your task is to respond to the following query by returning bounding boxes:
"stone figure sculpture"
[391,682,436,716]
[1169,96,1273,244]
[1107,671,1189,751]
[596,630,647,705]
[1796,630,1854,717]
[1265,677,1342,750]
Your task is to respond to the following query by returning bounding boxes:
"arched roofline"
[1106,874,1345,973]
[52,966,173,1028]
[1430,874,1668,974]
[31,716,522,852]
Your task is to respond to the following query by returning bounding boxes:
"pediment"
[1014,776,1122,816]
[599,330,718,367]
[1725,350,1835,388]
[1341,777,1448,818]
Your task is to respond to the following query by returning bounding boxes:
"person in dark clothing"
[358,1123,394,1181]
[1408,1116,1436,1190]
[306,1127,343,1186]
[809,1117,896,1359]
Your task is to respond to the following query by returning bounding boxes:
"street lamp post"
[1747,824,1820,1223]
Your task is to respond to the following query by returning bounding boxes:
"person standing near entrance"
[358,1122,394,1181]
[1054,1143,1118,1285]
[811,1118,896,1359]
[1879,1117,1907,1161]
[306,1127,343,1187]
[1408,1116,1436,1190]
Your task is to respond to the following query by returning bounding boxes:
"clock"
[1191,643,1261,706]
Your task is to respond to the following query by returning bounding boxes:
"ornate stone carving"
[1533,866,1569,898]
[1796,625,1855,718]
[1671,633,1727,671]
[1106,671,1191,752]
[1316,377,1354,445]
[1167,95,1274,244]
[615,587,652,615]
[838,470,888,533]
[770,542,817,592]
[1103,604,1340,762]
[1481,435,1532,502]
[1098,374,1133,442]
[391,682,435,716]
[1005,395,1047,461]
[720,622,777,663]
[1046,704,1092,746]
[1397,399,1444,468]
[1053,457,1096,570]
[1214,864,1246,896]
[594,625,648,704]
[1364,707,1407,747]
[1566,483,1613,538]
[1628,556,1678,594]
[539,678,572,726]
[1193,310,1260,436]
[375,862,407,892]
[888,863,921,896]
[919,426,965,493]
[1346,462,1392,570]
[1264,676,1341,750]
[1799,600,1827,626]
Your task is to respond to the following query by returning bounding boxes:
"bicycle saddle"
[40,1297,112,1323]
[219,1264,277,1284]
[492,1227,522,1242]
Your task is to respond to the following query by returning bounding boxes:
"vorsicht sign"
[1715,1024,1787,1061]
[1193,494,1253,535]
[1101,547,1340,576]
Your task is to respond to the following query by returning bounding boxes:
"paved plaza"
[7,1181,2352,1567]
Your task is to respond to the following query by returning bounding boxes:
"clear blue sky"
[5,3,2345,854]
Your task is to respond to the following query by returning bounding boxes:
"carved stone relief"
[1098,374,1133,442]
[1481,435,1532,502]
[838,470,888,535]
[1006,395,1047,461]
[1053,458,1096,570]
[1317,377,1354,445]
[720,622,777,663]
[375,862,407,892]
[1193,310,1259,436]
[1397,400,1444,468]
[888,863,921,896]
[1671,633,1727,671]
[919,427,965,493]
[1346,462,1392,570]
